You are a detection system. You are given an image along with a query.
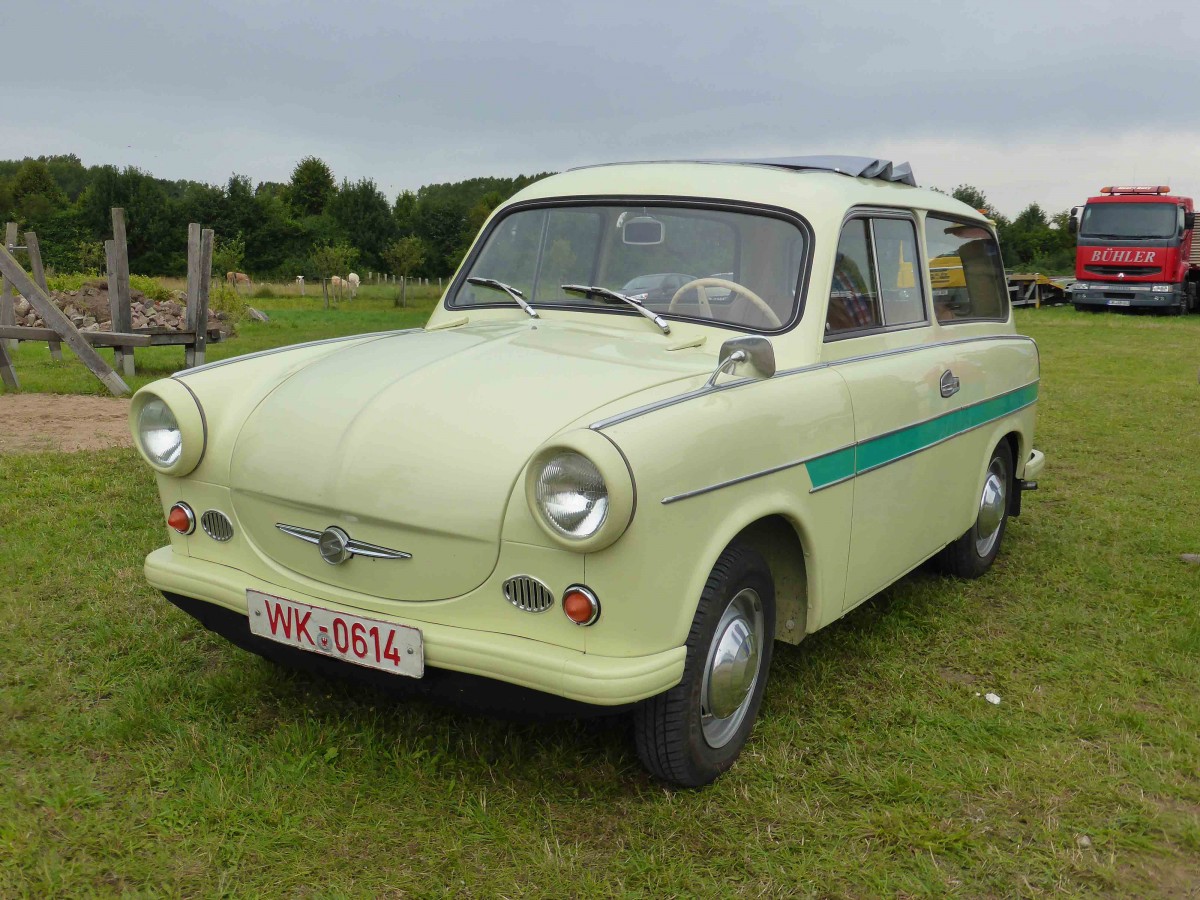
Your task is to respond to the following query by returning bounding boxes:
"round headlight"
[535,451,609,539]
[138,398,183,466]
[129,381,206,476]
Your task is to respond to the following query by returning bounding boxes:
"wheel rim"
[975,455,1008,557]
[699,588,765,749]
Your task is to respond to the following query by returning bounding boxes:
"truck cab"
[1069,185,1199,314]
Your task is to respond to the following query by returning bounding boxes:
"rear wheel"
[938,441,1013,579]
[633,543,775,788]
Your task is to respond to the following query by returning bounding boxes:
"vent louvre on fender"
[502,576,554,613]
[201,510,234,542]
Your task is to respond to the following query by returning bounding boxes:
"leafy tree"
[289,156,335,217]
[950,184,991,214]
[213,233,246,280]
[327,177,394,269]
[310,242,359,308]
[382,236,427,306]
[11,159,66,207]
[393,190,418,235]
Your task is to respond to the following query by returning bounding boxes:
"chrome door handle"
[939,370,960,398]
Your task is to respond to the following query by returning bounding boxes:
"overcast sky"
[6,0,1199,217]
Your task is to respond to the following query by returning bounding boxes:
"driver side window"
[826,215,926,337]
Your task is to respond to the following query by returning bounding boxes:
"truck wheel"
[633,543,775,788]
[937,440,1013,579]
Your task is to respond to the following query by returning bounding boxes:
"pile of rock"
[12,281,232,336]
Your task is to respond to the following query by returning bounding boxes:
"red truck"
[1069,185,1200,314]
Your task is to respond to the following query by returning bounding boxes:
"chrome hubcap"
[700,588,765,749]
[975,457,1008,557]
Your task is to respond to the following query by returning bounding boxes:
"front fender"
[580,368,856,657]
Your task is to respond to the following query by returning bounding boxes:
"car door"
[822,212,966,609]
[925,214,1039,530]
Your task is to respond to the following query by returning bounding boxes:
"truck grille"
[503,576,555,613]
[1084,265,1161,277]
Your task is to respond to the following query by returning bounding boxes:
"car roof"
[505,160,988,226]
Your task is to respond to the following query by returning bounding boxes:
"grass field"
[2,303,1199,896]
[1,283,442,396]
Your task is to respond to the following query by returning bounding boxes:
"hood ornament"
[276,523,412,565]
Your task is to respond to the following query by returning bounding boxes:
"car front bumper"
[1070,286,1184,309]
[145,546,686,707]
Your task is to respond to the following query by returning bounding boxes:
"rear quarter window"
[924,215,1009,322]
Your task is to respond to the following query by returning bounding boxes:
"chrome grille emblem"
[276,523,412,565]
[318,527,351,565]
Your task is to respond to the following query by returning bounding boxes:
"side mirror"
[1068,207,1079,235]
[1185,211,1196,230]
[718,336,775,380]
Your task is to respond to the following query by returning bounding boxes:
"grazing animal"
[347,272,360,298]
[225,271,251,287]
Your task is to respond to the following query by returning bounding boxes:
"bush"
[252,285,276,299]
[46,272,93,292]
[129,274,172,301]
[207,280,246,322]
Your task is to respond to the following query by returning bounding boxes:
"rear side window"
[924,216,1009,322]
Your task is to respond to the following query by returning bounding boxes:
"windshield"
[1080,202,1179,239]
[450,204,807,331]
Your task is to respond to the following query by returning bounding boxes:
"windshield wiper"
[466,277,538,318]
[561,284,671,335]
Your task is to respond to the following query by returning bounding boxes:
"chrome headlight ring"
[525,431,635,552]
[129,381,207,476]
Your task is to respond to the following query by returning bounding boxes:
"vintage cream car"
[131,156,1045,787]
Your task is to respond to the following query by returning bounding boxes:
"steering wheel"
[668,278,782,328]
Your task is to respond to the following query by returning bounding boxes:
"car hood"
[228,320,709,601]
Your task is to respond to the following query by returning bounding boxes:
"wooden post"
[184,224,201,368]
[110,209,134,376]
[105,238,125,374]
[194,229,213,369]
[0,246,128,395]
[401,275,407,307]
[0,222,16,352]
[24,232,62,361]
[0,336,17,390]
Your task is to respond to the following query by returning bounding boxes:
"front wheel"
[937,440,1013,579]
[633,543,775,788]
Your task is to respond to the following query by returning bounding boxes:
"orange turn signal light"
[562,585,600,626]
[168,502,195,535]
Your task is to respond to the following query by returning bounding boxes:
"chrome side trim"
[660,444,856,505]
[661,379,1040,504]
[175,330,420,377]
[591,334,1037,431]
[275,523,413,560]
[846,398,1038,482]
[857,380,1040,447]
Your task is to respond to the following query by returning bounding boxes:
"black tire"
[937,440,1014,579]
[633,543,775,788]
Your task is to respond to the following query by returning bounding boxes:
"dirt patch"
[0,394,133,454]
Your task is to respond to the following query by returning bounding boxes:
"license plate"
[1107,299,1131,306]
[247,590,424,678]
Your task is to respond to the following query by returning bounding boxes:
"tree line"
[0,154,1077,279]
[0,154,551,280]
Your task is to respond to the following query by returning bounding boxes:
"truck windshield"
[450,204,806,331]
[1080,202,1178,239]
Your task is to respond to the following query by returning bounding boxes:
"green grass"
[1,283,442,395]
[2,308,1199,896]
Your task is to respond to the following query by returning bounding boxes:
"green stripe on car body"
[806,382,1039,491]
